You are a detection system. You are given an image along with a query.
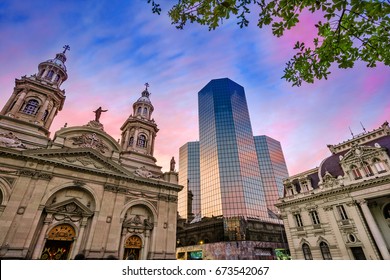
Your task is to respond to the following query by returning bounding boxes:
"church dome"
[137,89,151,103]
[44,53,67,72]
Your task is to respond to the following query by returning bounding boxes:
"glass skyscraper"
[178,141,200,220]
[198,78,268,219]
[254,135,289,214]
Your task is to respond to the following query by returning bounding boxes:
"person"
[170,156,176,172]
[105,255,118,260]
[93,106,107,122]
[74,253,85,260]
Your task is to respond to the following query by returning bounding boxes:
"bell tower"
[0,46,69,148]
[120,83,162,176]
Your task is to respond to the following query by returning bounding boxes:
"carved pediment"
[46,198,93,222]
[341,144,385,165]
[70,133,109,154]
[123,215,154,230]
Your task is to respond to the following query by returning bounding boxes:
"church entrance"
[40,224,75,260]
[123,235,142,260]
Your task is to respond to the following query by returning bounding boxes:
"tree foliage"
[147,0,390,86]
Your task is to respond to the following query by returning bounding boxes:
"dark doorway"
[351,247,366,260]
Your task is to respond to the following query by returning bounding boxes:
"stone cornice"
[276,174,390,208]
[0,147,183,191]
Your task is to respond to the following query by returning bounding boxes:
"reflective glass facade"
[178,141,201,220]
[198,78,268,219]
[254,136,289,213]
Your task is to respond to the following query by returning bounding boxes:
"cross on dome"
[63,45,70,54]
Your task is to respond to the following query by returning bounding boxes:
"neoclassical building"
[0,47,182,260]
[276,122,390,260]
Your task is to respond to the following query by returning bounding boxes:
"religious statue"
[93,106,107,122]
[170,156,176,172]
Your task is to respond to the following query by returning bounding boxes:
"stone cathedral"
[0,47,182,260]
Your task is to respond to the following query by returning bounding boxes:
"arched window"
[23,99,39,115]
[362,162,373,177]
[351,165,362,179]
[137,135,147,148]
[137,107,142,114]
[129,136,134,146]
[302,243,313,260]
[320,241,332,260]
[46,70,54,79]
[54,75,60,82]
[373,158,386,173]
[143,107,148,116]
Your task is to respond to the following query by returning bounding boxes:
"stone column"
[71,217,88,259]
[119,228,127,260]
[10,91,27,115]
[44,106,58,129]
[358,200,390,259]
[123,130,130,149]
[133,130,139,149]
[31,214,52,259]
[36,98,50,121]
[142,229,150,260]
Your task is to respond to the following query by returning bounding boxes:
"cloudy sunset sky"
[1,1,389,175]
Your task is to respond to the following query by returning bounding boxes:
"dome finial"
[145,82,149,90]
[63,45,70,54]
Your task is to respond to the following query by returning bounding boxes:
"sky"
[0,0,389,175]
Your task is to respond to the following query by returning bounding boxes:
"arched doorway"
[123,235,142,260]
[40,224,75,260]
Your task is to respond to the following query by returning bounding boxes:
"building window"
[143,107,148,116]
[287,187,294,196]
[362,162,374,177]
[351,165,362,179]
[310,210,320,225]
[302,243,313,260]
[137,107,142,114]
[23,99,39,115]
[300,181,308,192]
[320,242,332,260]
[129,136,134,146]
[46,70,54,79]
[137,134,147,148]
[294,214,303,227]
[373,158,386,173]
[336,205,348,220]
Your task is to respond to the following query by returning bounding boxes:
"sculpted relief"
[70,133,109,154]
[0,132,26,149]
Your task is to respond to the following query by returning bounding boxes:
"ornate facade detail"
[46,199,93,223]
[70,133,109,154]
[134,166,160,179]
[37,173,53,180]
[85,120,104,131]
[19,170,38,177]
[104,184,127,194]
[0,132,26,149]
[320,171,338,189]
[123,215,154,231]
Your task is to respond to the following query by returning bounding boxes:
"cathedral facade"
[0,47,182,260]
